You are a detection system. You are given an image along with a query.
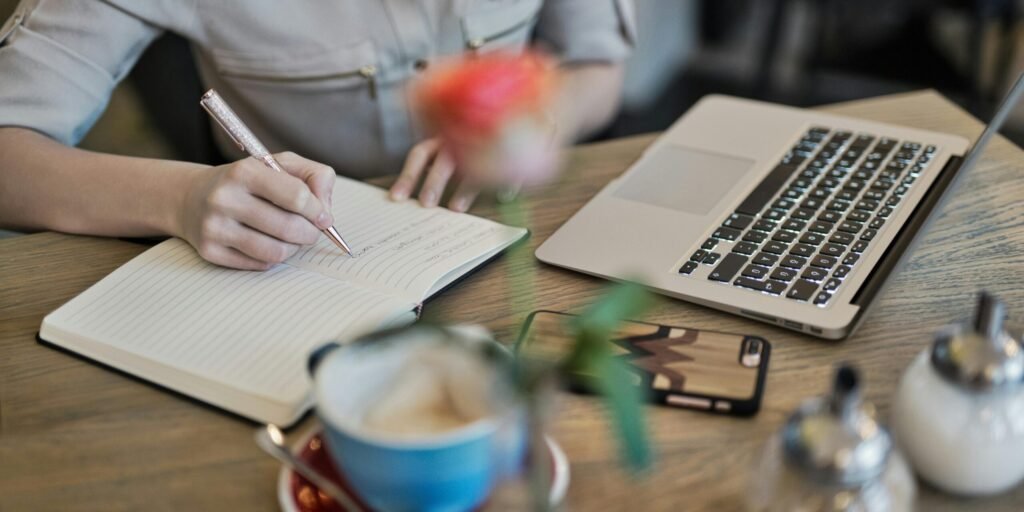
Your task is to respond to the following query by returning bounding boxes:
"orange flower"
[413,51,561,186]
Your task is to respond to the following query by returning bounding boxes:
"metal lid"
[931,292,1024,392]
[782,365,892,487]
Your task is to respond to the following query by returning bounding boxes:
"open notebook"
[39,177,527,426]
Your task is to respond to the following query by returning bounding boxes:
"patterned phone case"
[516,311,770,416]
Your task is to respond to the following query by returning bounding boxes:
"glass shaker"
[892,292,1024,495]
[748,365,915,512]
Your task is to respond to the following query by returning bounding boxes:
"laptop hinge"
[851,154,965,307]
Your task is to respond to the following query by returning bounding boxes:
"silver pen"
[200,89,354,256]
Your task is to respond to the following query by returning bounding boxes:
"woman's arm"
[0,127,336,270]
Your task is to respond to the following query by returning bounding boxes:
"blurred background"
[2,0,1023,162]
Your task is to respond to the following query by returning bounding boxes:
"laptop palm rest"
[612,145,755,215]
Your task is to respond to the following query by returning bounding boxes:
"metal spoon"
[254,424,364,512]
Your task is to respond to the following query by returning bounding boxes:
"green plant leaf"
[564,281,653,471]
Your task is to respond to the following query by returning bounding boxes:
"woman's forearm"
[0,127,204,238]
[555,63,625,142]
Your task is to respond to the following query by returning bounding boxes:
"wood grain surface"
[1,91,1022,511]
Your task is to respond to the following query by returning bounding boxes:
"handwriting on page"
[289,179,516,296]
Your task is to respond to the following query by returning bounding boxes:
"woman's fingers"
[224,192,321,246]
[390,138,442,201]
[273,151,337,206]
[241,161,333,230]
[418,150,456,207]
[221,220,301,264]
[197,243,273,271]
[447,179,481,213]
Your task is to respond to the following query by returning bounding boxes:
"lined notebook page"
[288,178,527,301]
[43,239,414,409]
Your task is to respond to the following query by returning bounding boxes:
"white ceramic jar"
[892,292,1024,496]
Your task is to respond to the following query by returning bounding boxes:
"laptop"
[537,75,1024,339]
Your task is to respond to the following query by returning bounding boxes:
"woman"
[0,0,634,269]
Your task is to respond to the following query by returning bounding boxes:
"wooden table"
[2,91,1023,511]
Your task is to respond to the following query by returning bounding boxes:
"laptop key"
[802,267,828,281]
[790,208,816,220]
[799,232,826,245]
[752,252,779,266]
[752,219,777,232]
[814,292,832,306]
[811,255,837,269]
[782,219,806,232]
[763,241,788,254]
[772,198,796,210]
[742,265,770,279]
[800,198,825,210]
[703,252,722,265]
[818,210,842,223]
[863,190,885,201]
[851,240,869,253]
[734,277,766,291]
[708,253,748,282]
[702,238,718,250]
[712,226,742,241]
[821,243,845,257]
[790,244,816,257]
[808,188,831,200]
[763,280,788,295]
[679,261,699,275]
[786,279,819,301]
[833,265,852,278]
[838,221,863,233]
[842,253,860,266]
[878,207,894,218]
[869,218,885,230]
[773,230,797,243]
[734,164,801,216]
[861,229,878,242]
[809,221,834,234]
[823,278,842,291]
[771,267,797,282]
[846,210,870,222]
[732,242,759,255]
[855,200,879,211]
[780,255,808,269]
[835,190,859,202]
[763,209,786,221]
[886,195,901,207]
[829,232,855,245]
[743,230,769,244]
[723,213,755,230]
[691,249,709,262]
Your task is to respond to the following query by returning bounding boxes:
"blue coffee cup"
[308,325,526,512]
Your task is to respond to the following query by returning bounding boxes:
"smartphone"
[516,311,770,416]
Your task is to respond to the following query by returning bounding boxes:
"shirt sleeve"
[0,0,162,145]
[532,0,636,64]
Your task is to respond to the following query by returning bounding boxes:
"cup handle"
[307,342,341,377]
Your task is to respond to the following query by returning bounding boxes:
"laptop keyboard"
[678,126,938,306]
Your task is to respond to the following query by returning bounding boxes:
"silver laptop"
[537,76,1024,339]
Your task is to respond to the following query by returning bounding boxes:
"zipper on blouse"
[358,65,378,100]
[466,15,538,52]
[219,64,378,99]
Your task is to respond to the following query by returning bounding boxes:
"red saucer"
[276,428,569,512]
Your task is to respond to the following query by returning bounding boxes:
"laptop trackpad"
[613,145,754,215]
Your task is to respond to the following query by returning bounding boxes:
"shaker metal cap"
[931,292,1024,392]
[782,365,892,486]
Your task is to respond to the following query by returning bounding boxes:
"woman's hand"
[179,152,336,270]
[388,138,481,212]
